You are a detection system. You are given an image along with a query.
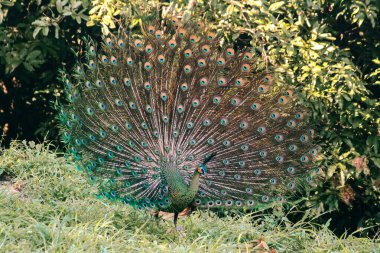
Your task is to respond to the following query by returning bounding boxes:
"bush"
[0,0,99,145]
[86,0,380,236]
[195,0,380,236]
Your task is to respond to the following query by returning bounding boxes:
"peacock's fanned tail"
[59,16,320,211]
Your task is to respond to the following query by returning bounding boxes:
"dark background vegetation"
[0,0,379,237]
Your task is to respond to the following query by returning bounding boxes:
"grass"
[0,141,378,252]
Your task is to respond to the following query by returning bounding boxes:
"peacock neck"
[189,170,201,192]
[161,163,201,211]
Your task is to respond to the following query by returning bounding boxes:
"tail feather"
[59,15,319,210]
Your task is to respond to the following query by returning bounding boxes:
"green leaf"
[1,1,15,7]
[42,27,49,36]
[33,27,41,38]
[23,61,34,71]
[0,9,4,24]
[367,136,379,153]
[343,138,353,148]
[268,1,285,11]
[55,25,59,39]
[56,0,63,13]
[371,158,380,169]
[310,41,325,50]
[26,50,41,61]
[32,20,48,27]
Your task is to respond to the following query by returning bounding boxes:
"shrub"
[87,0,380,236]
[0,0,99,145]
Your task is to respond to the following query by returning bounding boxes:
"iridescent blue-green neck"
[161,163,201,212]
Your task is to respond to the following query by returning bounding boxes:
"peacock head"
[197,164,208,175]
[197,152,217,175]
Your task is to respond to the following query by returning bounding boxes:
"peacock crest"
[59,15,320,217]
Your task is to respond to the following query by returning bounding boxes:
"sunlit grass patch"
[0,141,378,252]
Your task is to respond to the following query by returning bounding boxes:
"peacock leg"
[173,212,179,227]
[152,210,160,225]
[188,206,195,216]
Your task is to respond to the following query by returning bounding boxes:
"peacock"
[58,15,320,226]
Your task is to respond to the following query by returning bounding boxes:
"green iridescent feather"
[58,15,320,219]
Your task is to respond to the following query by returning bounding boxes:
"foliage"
[0,141,379,252]
[1,0,379,237]
[183,0,380,236]
[0,0,99,145]
[86,0,126,34]
[86,0,380,236]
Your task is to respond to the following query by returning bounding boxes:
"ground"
[0,141,378,252]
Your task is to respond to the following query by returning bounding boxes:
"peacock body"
[59,16,319,223]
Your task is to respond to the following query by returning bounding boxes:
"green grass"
[0,141,378,252]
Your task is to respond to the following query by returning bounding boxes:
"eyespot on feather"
[258,85,269,93]
[226,48,235,57]
[216,58,226,66]
[206,32,216,41]
[251,102,261,111]
[117,39,124,47]
[145,44,153,54]
[184,65,192,74]
[155,30,163,39]
[192,99,200,107]
[144,62,152,71]
[278,96,288,105]
[270,112,280,120]
[189,35,199,44]
[157,55,165,64]
[196,21,204,29]
[181,83,188,91]
[184,49,193,58]
[243,52,252,60]
[287,120,296,128]
[218,77,227,86]
[213,96,221,104]
[171,17,179,25]
[168,39,177,49]
[295,112,305,120]
[285,89,293,97]
[89,60,95,69]
[198,59,206,67]
[134,39,143,49]
[235,78,245,86]
[263,75,273,85]
[201,45,211,54]
[89,46,95,54]
[241,64,250,72]
[199,77,208,86]
[178,28,187,38]
[160,92,168,102]
[231,97,241,106]
[147,25,155,34]
[257,126,266,134]
[105,38,112,46]
[126,57,133,65]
